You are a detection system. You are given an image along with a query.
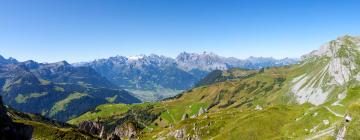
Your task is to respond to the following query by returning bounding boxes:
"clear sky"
[1,0,360,63]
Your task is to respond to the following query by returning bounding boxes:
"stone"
[78,120,104,137]
[114,122,138,139]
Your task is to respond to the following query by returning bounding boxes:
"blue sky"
[1,0,360,63]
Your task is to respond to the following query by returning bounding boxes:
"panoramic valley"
[1,0,360,140]
[0,52,295,121]
[2,35,360,139]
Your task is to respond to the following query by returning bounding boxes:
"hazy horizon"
[1,50,302,64]
[1,0,360,63]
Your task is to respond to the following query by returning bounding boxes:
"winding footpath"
[307,127,335,140]
[336,123,348,140]
[325,106,343,117]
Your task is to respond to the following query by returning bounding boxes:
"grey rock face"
[79,121,105,137]
[107,133,121,140]
[114,122,138,139]
[181,113,189,121]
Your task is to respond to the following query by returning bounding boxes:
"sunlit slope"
[70,35,360,139]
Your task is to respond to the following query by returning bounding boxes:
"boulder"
[181,113,189,121]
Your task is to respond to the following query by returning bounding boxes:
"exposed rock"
[107,133,121,140]
[255,105,263,110]
[198,107,206,116]
[294,36,360,106]
[323,120,330,125]
[182,113,189,121]
[313,112,318,117]
[167,128,203,140]
[78,120,105,137]
[99,126,106,138]
[114,122,138,139]
[174,129,185,138]
[0,96,12,124]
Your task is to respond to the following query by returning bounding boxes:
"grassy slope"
[50,92,88,117]
[68,103,130,124]
[70,67,303,138]
[14,119,99,140]
[7,107,100,140]
[70,65,360,139]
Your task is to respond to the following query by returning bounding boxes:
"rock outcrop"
[107,133,121,140]
[292,36,360,105]
[113,122,138,139]
[181,113,189,121]
[79,120,106,138]
[198,107,206,115]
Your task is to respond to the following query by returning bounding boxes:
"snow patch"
[127,55,144,60]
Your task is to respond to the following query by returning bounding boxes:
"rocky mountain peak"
[291,35,360,105]
[302,35,360,60]
[127,55,145,61]
[176,51,228,71]
[0,55,18,65]
[22,60,40,69]
[53,60,71,66]
[176,51,222,61]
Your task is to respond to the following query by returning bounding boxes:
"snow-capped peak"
[127,55,145,61]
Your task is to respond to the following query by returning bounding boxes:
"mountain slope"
[0,96,101,140]
[78,52,297,101]
[70,35,360,139]
[0,60,141,121]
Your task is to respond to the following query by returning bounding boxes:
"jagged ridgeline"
[0,51,296,122]
[70,35,360,139]
[77,52,297,102]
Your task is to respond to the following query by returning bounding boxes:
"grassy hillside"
[69,65,360,139]
[69,36,360,139]
[1,95,100,140]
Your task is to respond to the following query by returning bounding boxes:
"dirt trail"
[325,107,343,117]
[336,124,348,140]
[306,127,335,140]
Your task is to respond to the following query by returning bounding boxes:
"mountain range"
[65,35,360,139]
[0,52,297,122]
[77,52,298,101]
[0,59,140,121]
[2,35,360,139]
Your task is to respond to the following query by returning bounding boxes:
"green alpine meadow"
[1,0,360,140]
[66,36,360,139]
